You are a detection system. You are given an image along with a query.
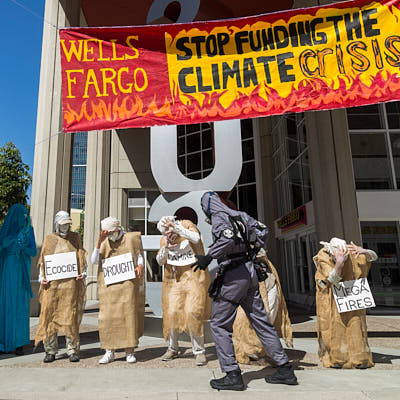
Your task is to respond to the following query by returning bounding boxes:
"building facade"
[30,0,400,314]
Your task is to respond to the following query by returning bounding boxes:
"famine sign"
[44,251,78,281]
[102,252,136,285]
[167,239,197,266]
[332,278,376,313]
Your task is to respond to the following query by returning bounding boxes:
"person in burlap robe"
[91,217,145,364]
[35,211,86,363]
[314,238,377,369]
[233,250,293,364]
[156,215,210,366]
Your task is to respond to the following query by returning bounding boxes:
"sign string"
[8,0,59,29]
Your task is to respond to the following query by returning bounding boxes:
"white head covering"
[320,237,347,255]
[54,211,72,236]
[54,211,72,226]
[157,216,175,235]
[101,216,121,232]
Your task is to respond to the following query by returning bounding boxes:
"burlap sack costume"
[97,232,145,350]
[35,232,86,347]
[160,220,210,340]
[232,257,293,364]
[315,248,373,368]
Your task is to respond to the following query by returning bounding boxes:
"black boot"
[69,353,80,363]
[15,347,24,356]
[43,353,56,363]
[210,370,245,391]
[265,363,298,385]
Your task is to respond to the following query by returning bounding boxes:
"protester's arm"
[156,246,168,266]
[91,248,100,265]
[135,253,144,278]
[174,222,200,244]
[91,230,108,264]
[317,248,348,287]
[347,241,378,262]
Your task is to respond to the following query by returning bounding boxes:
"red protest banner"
[60,0,400,132]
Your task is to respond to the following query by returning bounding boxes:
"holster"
[208,257,247,300]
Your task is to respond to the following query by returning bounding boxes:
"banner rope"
[8,0,59,29]
[34,131,64,147]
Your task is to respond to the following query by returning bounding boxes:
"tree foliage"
[0,142,32,224]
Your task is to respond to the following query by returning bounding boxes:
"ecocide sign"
[333,278,375,313]
[44,251,78,281]
[102,252,136,286]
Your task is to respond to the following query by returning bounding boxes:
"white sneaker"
[126,353,137,363]
[99,350,114,364]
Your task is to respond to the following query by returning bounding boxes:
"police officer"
[192,191,297,390]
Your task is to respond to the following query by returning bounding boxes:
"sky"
[0,0,45,198]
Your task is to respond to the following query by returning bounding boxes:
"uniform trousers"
[210,263,288,372]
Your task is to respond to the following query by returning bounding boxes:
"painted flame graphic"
[63,71,400,130]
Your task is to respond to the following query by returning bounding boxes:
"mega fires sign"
[60,0,400,132]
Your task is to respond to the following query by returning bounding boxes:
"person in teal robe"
[0,204,36,355]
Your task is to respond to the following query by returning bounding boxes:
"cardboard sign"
[102,252,136,285]
[44,251,78,281]
[333,278,376,313]
[167,239,196,266]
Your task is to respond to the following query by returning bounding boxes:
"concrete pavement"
[1,306,400,399]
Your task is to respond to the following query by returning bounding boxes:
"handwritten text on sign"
[333,278,375,313]
[167,239,197,266]
[44,251,78,281]
[102,252,136,286]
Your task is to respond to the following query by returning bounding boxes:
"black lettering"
[359,278,369,294]
[235,31,249,54]
[196,67,212,92]
[385,35,400,67]
[178,67,195,93]
[274,26,289,49]
[191,36,206,59]
[222,60,242,89]
[298,21,313,46]
[317,48,333,77]
[364,297,373,307]
[288,23,299,47]
[372,39,383,69]
[243,58,258,87]
[212,63,221,89]
[249,30,262,51]
[344,12,363,41]
[351,283,360,295]
[257,56,275,83]
[311,18,327,45]
[336,44,346,74]
[348,299,357,310]
[327,15,343,42]
[217,33,229,55]
[277,52,295,83]
[362,8,380,37]
[262,28,275,50]
[336,298,344,312]
[299,49,319,78]
[347,41,370,72]
[356,299,363,309]
[176,37,192,61]
[206,35,218,57]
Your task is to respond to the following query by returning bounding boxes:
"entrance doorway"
[361,221,400,307]
[280,230,317,305]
